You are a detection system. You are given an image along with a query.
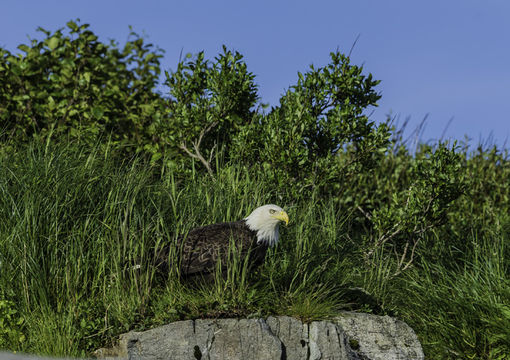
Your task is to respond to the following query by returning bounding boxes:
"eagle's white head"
[244,204,289,247]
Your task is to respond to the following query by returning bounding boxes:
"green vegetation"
[0,20,509,359]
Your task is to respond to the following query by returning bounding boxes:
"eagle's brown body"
[155,220,269,277]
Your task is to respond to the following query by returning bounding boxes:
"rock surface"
[94,312,424,360]
[0,313,423,360]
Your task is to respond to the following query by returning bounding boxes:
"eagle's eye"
[269,209,276,214]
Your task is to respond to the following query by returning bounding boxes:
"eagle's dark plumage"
[155,204,289,278]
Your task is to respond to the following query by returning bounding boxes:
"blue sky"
[2,1,509,149]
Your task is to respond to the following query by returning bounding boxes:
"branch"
[179,120,218,178]
[393,237,420,276]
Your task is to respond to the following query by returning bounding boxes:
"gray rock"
[308,321,352,360]
[266,316,308,359]
[334,312,424,360]
[104,318,282,360]
[95,313,424,360]
[194,318,282,360]
[0,313,424,360]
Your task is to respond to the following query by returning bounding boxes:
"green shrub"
[0,297,25,350]
[0,20,164,151]
[232,51,391,197]
[159,46,259,171]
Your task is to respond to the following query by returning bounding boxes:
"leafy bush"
[232,51,391,196]
[0,297,25,350]
[365,143,465,274]
[0,20,164,151]
[159,46,259,171]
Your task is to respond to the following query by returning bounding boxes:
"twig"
[357,206,372,220]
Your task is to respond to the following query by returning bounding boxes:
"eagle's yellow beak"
[274,210,289,226]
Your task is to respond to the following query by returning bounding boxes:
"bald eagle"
[155,204,289,278]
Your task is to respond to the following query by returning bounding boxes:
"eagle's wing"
[180,220,258,276]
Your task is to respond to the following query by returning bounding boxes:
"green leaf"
[92,106,104,119]
[83,72,91,84]
[17,44,30,53]
[47,96,55,110]
[67,20,79,31]
[47,37,59,50]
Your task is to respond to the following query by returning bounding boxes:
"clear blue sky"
[2,1,509,149]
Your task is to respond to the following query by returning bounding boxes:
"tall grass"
[0,141,350,356]
[0,141,509,359]
[393,232,510,359]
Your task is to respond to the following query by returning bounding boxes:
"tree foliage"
[160,46,258,172]
[0,20,164,151]
[233,51,391,194]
